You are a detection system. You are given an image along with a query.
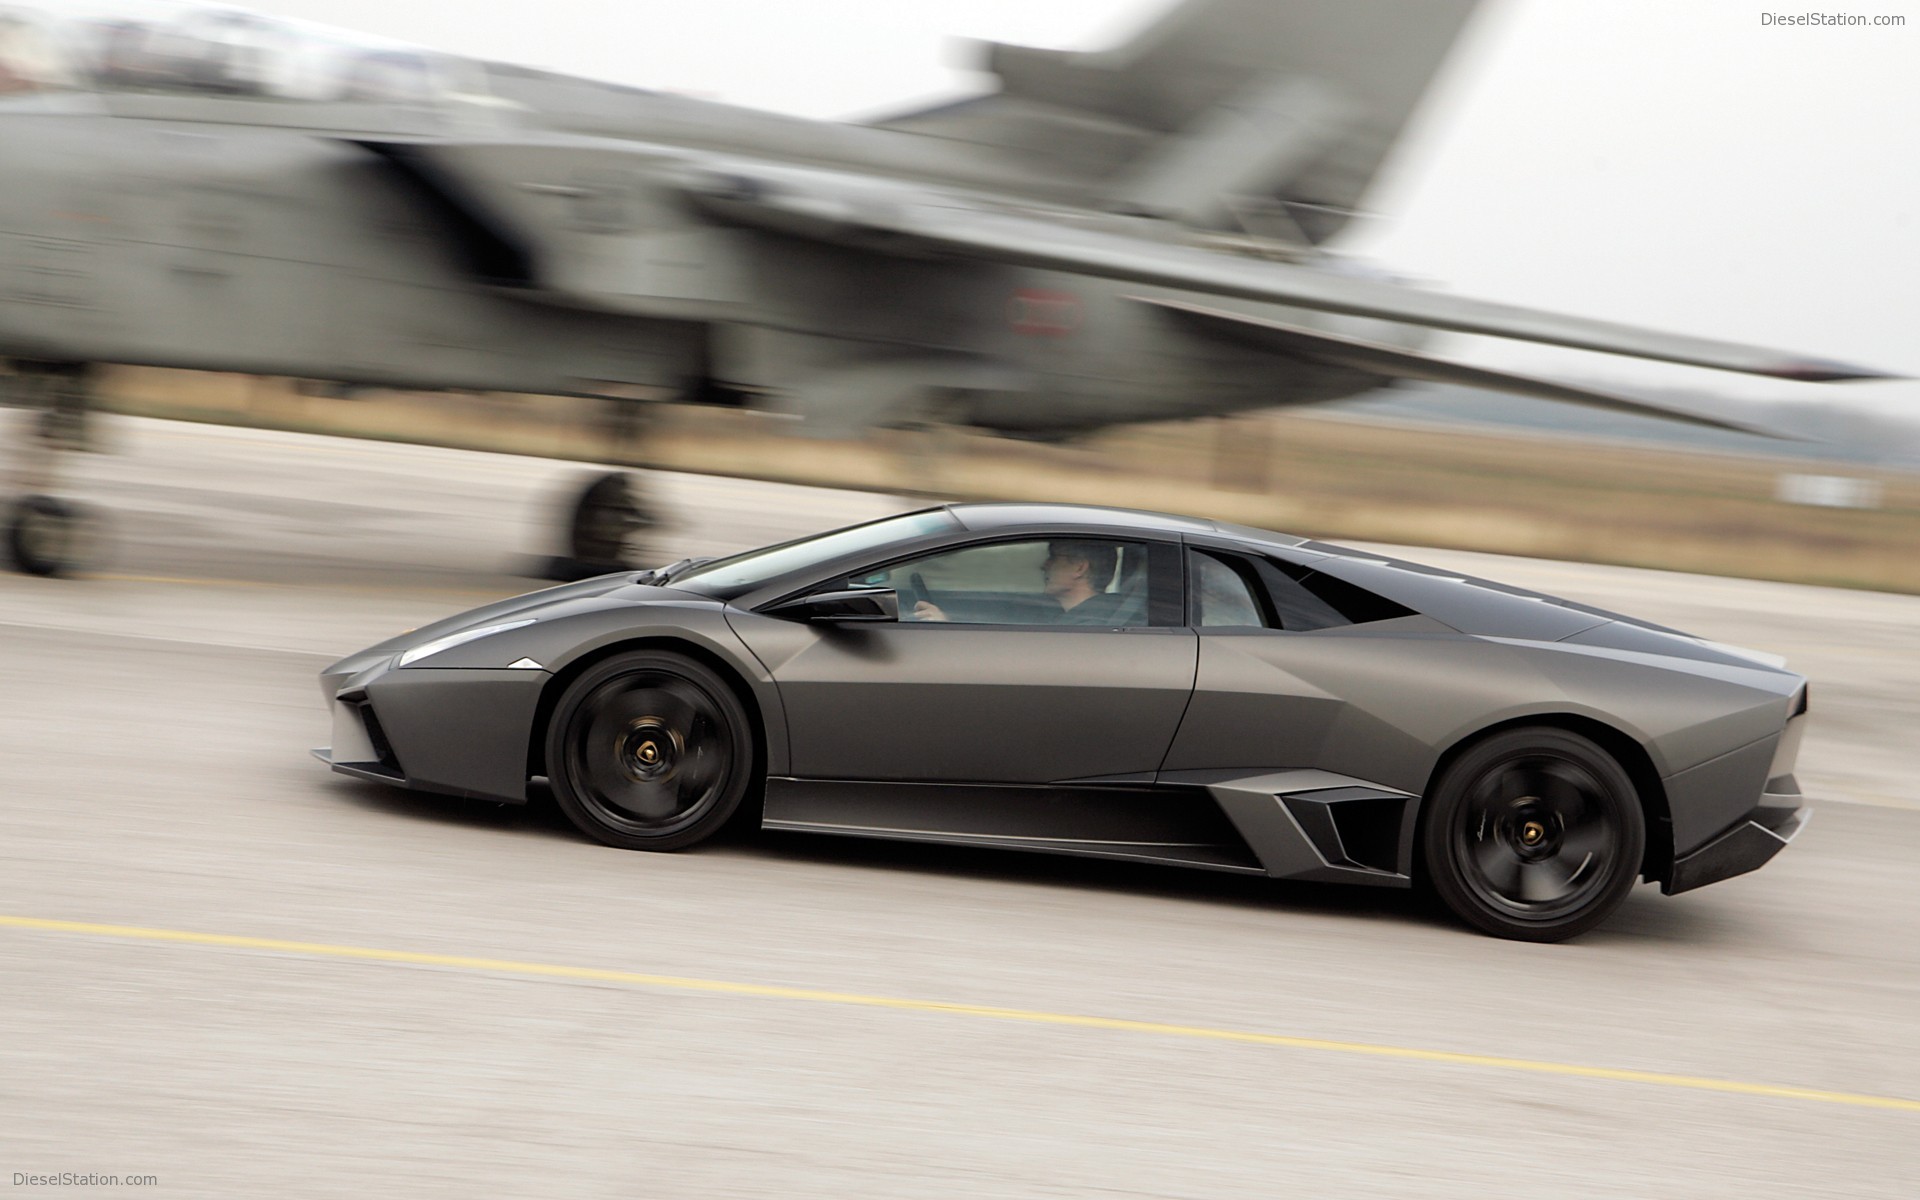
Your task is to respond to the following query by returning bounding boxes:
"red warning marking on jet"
[1009,288,1082,337]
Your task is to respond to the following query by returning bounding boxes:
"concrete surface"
[1,418,1915,1197]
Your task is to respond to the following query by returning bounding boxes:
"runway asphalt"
[2,417,1915,1197]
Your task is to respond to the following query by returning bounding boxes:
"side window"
[1190,550,1271,628]
[1187,549,1416,631]
[1253,557,1415,631]
[851,538,1159,627]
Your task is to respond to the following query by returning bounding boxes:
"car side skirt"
[762,772,1418,886]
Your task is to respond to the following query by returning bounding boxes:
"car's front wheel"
[545,650,755,851]
[1422,727,1646,942]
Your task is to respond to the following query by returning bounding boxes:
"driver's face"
[1042,551,1087,598]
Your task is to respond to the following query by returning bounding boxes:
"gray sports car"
[315,503,1809,941]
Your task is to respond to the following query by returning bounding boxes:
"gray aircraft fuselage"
[0,0,1884,462]
[0,86,1399,439]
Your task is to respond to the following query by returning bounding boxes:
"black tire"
[545,650,755,851]
[1421,727,1646,942]
[6,494,90,578]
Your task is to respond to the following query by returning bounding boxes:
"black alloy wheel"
[1422,727,1646,942]
[545,650,755,851]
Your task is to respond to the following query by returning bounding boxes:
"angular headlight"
[395,619,535,668]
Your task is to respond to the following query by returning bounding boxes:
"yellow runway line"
[4,913,1916,1114]
[93,573,279,588]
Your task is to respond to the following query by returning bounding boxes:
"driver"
[913,540,1127,625]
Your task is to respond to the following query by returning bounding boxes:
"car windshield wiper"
[636,557,711,586]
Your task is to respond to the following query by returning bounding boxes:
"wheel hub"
[618,718,681,783]
[1494,796,1567,863]
[1455,751,1628,923]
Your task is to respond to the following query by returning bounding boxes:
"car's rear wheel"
[1422,727,1646,942]
[546,650,754,851]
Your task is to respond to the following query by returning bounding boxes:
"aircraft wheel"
[6,494,94,577]
[566,471,654,570]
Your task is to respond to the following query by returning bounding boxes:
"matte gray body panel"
[731,620,1199,783]
[1158,618,1798,858]
[952,504,1223,537]
[1299,555,1616,642]
[320,588,794,786]
[1504,639,1797,781]
[1562,621,1788,670]
[363,668,547,803]
[1163,628,1566,792]
[1662,735,1784,854]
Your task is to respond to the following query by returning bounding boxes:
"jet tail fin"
[880,0,1483,239]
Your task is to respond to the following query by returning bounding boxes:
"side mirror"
[765,588,899,623]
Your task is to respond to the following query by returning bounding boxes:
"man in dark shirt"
[912,540,1128,624]
[1043,540,1126,624]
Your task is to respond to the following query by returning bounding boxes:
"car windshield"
[672,509,960,596]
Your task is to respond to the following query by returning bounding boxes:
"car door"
[739,534,1195,784]
[1159,543,1355,775]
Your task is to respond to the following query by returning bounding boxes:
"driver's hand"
[913,601,948,622]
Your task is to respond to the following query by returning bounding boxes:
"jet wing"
[683,166,1892,383]
[1138,298,1798,437]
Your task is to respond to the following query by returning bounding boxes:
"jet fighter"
[0,0,1890,575]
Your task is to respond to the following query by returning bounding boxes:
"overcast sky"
[237,0,1918,411]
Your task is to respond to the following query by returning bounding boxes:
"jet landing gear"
[543,470,658,581]
[3,362,101,578]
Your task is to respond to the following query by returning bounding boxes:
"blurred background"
[4,3,1918,1197]
[98,359,1920,592]
[49,0,1920,592]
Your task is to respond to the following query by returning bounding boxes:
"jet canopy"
[0,0,491,106]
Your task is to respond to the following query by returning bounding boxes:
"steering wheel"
[904,571,933,613]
